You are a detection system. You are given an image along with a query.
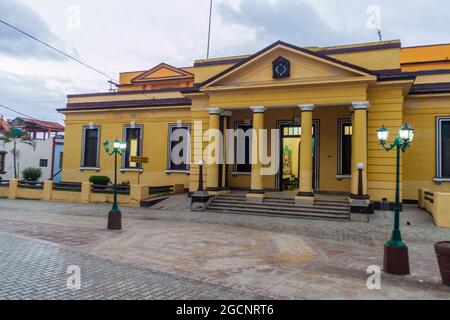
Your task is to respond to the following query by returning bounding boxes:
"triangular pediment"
[202,41,375,88]
[132,63,194,83]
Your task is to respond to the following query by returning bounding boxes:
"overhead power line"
[0,18,118,82]
[0,103,38,120]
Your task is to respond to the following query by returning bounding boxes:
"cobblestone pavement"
[0,198,449,300]
[0,232,262,300]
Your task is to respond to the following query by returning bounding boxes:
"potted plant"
[22,167,42,182]
[89,175,111,186]
[435,241,450,286]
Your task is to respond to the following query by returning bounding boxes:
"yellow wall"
[193,63,237,84]
[62,107,192,188]
[52,190,82,203]
[367,85,405,202]
[188,94,210,192]
[403,95,450,200]
[0,186,8,198]
[68,90,184,104]
[207,84,368,109]
[330,48,400,71]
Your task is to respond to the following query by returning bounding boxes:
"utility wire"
[4,99,66,104]
[0,18,118,82]
[0,19,161,105]
[0,103,38,120]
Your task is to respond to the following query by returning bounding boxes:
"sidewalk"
[0,198,449,299]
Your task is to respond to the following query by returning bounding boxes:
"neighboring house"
[0,116,10,177]
[57,39,450,209]
[2,117,64,181]
[51,135,64,183]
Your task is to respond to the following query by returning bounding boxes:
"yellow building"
[58,39,450,215]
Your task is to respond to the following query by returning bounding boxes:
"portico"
[201,101,369,208]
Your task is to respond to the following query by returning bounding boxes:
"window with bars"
[123,126,143,169]
[81,126,100,168]
[234,123,253,173]
[167,124,190,172]
[338,120,352,176]
[39,159,48,167]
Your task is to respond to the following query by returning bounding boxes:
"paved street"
[0,232,261,300]
[0,197,449,300]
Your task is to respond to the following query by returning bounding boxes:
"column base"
[350,193,370,200]
[107,210,122,231]
[191,191,213,211]
[350,198,373,222]
[384,244,410,275]
[247,192,265,203]
[295,193,314,206]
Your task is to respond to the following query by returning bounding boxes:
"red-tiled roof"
[13,117,64,131]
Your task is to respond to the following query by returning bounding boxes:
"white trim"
[164,170,190,174]
[79,167,101,171]
[298,104,315,112]
[351,101,370,111]
[221,111,232,117]
[250,106,266,113]
[433,177,450,183]
[167,123,191,172]
[207,108,223,115]
[120,168,143,173]
[122,124,144,170]
[337,119,352,176]
[81,125,101,168]
[336,175,351,180]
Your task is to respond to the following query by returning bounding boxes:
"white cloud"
[0,0,449,121]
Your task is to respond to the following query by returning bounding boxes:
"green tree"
[0,127,35,179]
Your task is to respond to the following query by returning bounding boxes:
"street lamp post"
[377,123,414,275]
[103,139,127,230]
[198,160,204,191]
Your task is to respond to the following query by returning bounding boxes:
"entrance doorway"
[277,121,319,191]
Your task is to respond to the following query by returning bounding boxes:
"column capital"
[207,108,223,115]
[298,104,315,112]
[250,106,267,113]
[221,111,232,117]
[351,101,370,111]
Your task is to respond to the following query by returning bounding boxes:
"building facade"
[58,40,450,208]
[1,118,64,181]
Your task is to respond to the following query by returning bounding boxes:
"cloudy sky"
[0,0,449,123]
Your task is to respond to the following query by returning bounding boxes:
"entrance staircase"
[208,193,351,221]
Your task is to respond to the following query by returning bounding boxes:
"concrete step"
[314,199,349,205]
[140,196,169,208]
[221,194,349,205]
[313,201,350,209]
[214,196,350,211]
[210,201,350,215]
[208,206,350,221]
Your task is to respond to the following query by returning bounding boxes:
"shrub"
[22,168,42,182]
[89,175,111,185]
